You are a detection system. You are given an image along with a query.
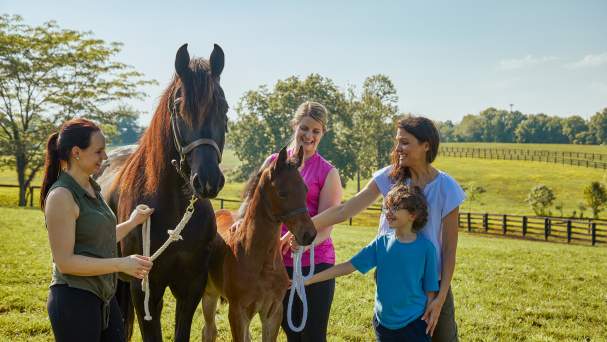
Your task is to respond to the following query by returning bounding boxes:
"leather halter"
[168,89,222,180]
[258,184,308,222]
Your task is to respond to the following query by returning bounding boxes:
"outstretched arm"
[312,179,381,229]
[304,261,356,285]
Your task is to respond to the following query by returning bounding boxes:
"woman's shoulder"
[373,165,393,179]
[437,170,462,189]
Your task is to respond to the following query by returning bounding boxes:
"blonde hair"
[288,101,329,150]
[290,101,328,132]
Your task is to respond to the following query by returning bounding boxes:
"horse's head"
[170,43,228,198]
[261,146,317,246]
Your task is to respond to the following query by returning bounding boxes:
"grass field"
[0,206,605,341]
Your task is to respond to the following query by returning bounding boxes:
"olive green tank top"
[47,172,118,311]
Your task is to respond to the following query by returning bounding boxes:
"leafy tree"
[109,105,144,146]
[230,74,355,182]
[561,115,589,144]
[0,15,154,205]
[462,182,486,212]
[588,108,607,144]
[583,181,607,219]
[525,184,556,216]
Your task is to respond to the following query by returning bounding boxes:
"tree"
[0,15,155,205]
[110,105,145,146]
[525,184,556,216]
[583,181,607,219]
[461,182,486,212]
[561,115,589,144]
[515,114,567,143]
[436,120,455,142]
[351,75,399,181]
[230,74,356,182]
[453,114,483,142]
[588,108,607,144]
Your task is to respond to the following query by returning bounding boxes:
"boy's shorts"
[373,315,430,342]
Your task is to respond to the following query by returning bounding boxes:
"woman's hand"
[128,205,155,227]
[280,232,293,255]
[422,293,445,336]
[119,255,153,279]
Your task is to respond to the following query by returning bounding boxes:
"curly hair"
[384,184,428,232]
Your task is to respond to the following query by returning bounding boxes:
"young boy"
[305,184,439,341]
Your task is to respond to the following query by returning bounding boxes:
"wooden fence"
[439,146,607,169]
[3,184,605,247]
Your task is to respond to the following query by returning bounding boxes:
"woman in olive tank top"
[41,118,154,342]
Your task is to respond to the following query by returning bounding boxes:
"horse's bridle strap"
[181,138,222,163]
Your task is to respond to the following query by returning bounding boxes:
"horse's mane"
[114,58,217,200]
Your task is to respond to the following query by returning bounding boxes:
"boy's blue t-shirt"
[350,233,439,330]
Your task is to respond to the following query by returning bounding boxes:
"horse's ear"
[293,145,304,168]
[272,146,288,175]
[210,44,224,78]
[175,43,192,81]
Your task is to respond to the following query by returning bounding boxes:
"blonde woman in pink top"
[241,101,342,341]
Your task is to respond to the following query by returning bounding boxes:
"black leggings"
[47,284,124,342]
[281,263,335,342]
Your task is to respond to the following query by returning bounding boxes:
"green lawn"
[0,207,605,341]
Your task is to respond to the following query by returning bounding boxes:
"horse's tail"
[116,279,135,340]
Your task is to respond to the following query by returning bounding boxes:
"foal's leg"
[131,279,165,342]
[228,304,254,342]
[171,274,207,342]
[261,300,283,342]
[201,292,219,342]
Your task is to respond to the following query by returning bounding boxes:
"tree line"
[437,107,607,145]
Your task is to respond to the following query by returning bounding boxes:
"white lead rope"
[139,196,197,321]
[286,244,315,332]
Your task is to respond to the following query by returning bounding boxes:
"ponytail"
[40,132,61,210]
[40,118,101,210]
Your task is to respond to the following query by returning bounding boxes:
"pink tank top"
[269,150,336,267]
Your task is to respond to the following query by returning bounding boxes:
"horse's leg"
[171,274,207,342]
[131,279,165,342]
[260,300,283,342]
[201,292,219,342]
[228,304,254,342]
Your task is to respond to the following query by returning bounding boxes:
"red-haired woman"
[41,118,154,341]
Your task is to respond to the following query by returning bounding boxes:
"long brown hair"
[40,118,101,209]
[389,116,440,183]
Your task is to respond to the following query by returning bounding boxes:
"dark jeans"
[432,287,458,342]
[281,263,335,342]
[373,315,431,342]
[47,284,124,342]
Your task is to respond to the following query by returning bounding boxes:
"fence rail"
[458,212,606,246]
[3,184,605,247]
[438,146,607,169]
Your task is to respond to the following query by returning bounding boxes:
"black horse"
[97,43,228,341]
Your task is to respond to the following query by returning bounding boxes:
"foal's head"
[258,146,317,246]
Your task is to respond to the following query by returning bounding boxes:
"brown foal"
[202,146,317,342]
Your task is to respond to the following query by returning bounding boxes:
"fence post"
[591,223,597,246]
[220,199,224,209]
[502,215,507,235]
[544,218,550,240]
[349,217,353,226]
[467,213,472,232]
[566,220,572,243]
[29,187,34,207]
[522,216,527,236]
[483,213,488,232]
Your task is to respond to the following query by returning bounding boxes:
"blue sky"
[3,0,606,124]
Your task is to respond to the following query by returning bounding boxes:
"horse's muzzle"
[191,172,225,199]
